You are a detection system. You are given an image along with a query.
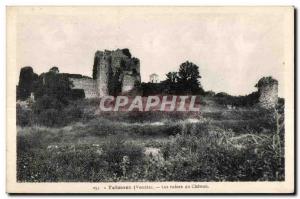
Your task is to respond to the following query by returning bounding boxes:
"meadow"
[16,96,285,182]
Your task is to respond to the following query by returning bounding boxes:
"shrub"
[27,96,84,127]
[214,92,259,107]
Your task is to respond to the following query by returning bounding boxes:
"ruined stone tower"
[93,49,141,97]
[96,51,111,96]
[256,76,278,109]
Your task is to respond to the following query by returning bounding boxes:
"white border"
[1,0,299,198]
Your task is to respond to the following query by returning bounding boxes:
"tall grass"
[17,119,284,182]
[16,98,285,182]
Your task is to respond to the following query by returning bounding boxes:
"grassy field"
[16,97,285,182]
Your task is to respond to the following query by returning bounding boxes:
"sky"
[16,7,289,96]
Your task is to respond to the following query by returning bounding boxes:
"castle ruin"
[70,48,141,98]
[256,76,278,109]
[17,51,279,108]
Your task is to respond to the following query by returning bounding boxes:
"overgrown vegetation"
[213,92,259,107]
[17,66,38,100]
[16,65,283,182]
[16,67,86,127]
[17,114,284,182]
[17,98,284,182]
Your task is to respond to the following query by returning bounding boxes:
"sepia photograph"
[6,6,294,194]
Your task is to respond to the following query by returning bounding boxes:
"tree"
[165,72,178,84]
[162,72,178,94]
[177,61,203,94]
[33,67,73,104]
[31,67,76,126]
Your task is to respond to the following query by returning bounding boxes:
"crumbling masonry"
[70,49,141,98]
[93,48,141,97]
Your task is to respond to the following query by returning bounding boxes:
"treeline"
[142,61,205,96]
[141,61,259,107]
[213,92,259,107]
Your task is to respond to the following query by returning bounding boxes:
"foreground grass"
[17,97,285,182]
[17,110,284,182]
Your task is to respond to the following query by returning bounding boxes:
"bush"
[214,92,259,107]
[22,96,84,127]
[33,70,73,102]
[154,130,284,181]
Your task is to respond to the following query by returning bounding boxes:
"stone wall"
[256,77,278,109]
[122,72,140,93]
[69,77,98,98]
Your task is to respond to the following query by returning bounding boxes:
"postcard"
[6,6,294,194]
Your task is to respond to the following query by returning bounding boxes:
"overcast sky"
[16,7,289,96]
